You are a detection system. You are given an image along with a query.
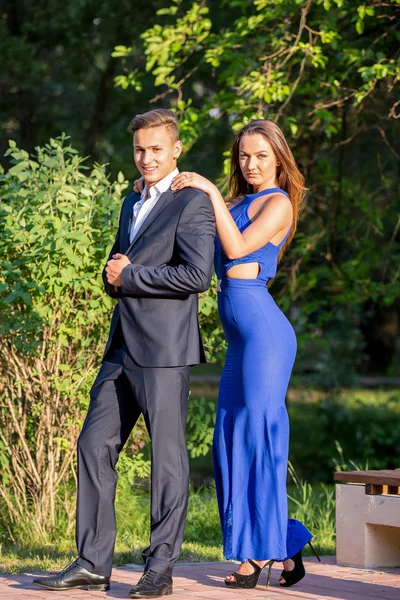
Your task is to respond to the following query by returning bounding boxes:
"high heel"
[225,559,275,589]
[265,560,274,587]
[279,542,321,588]
[279,550,305,587]
[308,541,321,562]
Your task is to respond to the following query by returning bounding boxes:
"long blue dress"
[213,188,311,562]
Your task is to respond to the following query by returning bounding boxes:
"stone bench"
[335,469,400,568]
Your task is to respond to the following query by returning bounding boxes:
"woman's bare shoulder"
[255,191,292,214]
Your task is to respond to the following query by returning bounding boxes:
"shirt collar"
[141,168,179,202]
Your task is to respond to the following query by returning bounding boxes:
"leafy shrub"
[289,390,400,482]
[187,396,216,458]
[0,135,129,539]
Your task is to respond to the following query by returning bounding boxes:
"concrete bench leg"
[336,483,400,568]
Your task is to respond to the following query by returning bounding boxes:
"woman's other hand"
[133,177,145,194]
[171,172,215,196]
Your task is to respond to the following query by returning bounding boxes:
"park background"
[0,0,399,574]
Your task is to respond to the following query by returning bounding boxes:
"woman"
[136,119,319,588]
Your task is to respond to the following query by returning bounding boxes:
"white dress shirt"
[129,168,179,244]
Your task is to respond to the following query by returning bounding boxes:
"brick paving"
[1,557,399,600]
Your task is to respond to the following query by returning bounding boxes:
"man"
[33,109,215,597]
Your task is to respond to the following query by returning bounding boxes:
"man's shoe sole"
[129,585,173,598]
[33,581,110,591]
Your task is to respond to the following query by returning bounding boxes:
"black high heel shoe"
[279,541,321,588]
[225,558,275,588]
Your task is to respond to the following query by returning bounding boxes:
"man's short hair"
[128,109,179,142]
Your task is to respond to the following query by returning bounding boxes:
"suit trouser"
[75,335,192,578]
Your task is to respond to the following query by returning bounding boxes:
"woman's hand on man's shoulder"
[171,172,216,197]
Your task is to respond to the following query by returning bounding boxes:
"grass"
[4,385,396,574]
[0,479,335,574]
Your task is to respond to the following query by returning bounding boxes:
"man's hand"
[106,253,131,287]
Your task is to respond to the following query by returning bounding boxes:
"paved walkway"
[1,557,399,600]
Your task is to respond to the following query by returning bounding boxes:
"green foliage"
[0,135,129,536]
[142,2,211,87]
[198,274,225,365]
[1,135,124,350]
[187,396,216,457]
[2,0,399,376]
[331,440,368,473]
[184,485,222,544]
[292,305,366,389]
[111,0,400,377]
[133,0,399,140]
[117,451,151,484]
[288,389,400,482]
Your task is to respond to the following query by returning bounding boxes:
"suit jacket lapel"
[126,188,176,253]
[120,192,141,253]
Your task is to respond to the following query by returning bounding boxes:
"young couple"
[33,109,319,598]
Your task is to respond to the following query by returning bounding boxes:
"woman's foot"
[225,559,270,582]
[279,542,321,587]
[224,559,274,588]
[279,559,294,585]
[279,551,306,587]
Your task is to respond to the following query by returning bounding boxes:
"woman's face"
[238,133,279,191]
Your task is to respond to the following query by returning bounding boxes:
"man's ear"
[174,140,183,160]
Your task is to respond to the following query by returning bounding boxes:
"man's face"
[134,126,182,187]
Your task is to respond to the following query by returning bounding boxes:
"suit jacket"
[102,186,215,367]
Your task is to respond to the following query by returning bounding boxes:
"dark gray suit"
[76,186,215,578]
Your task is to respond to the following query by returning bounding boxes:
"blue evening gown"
[213,188,312,562]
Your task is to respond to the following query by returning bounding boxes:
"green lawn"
[0,482,334,574]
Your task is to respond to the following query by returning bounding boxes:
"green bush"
[0,135,129,538]
[289,390,400,482]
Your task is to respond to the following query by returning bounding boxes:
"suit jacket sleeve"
[120,191,215,298]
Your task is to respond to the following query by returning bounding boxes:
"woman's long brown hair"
[228,120,306,256]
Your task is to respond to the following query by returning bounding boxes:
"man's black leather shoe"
[129,569,173,598]
[32,559,110,591]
